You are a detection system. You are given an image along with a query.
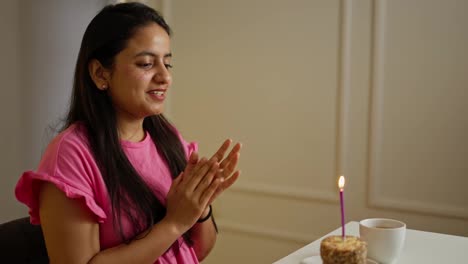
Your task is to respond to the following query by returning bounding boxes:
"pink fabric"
[15,123,199,264]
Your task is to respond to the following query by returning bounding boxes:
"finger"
[222,170,240,190]
[186,157,216,192]
[200,176,224,206]
[185,152,199,175]
[208,171,240,205]
[179,157,207,189]
[210,139,232,162]
[168,172,184,196]
[174,172,184,185]
[194,161,219,193]
[219,152,240,179]
[219,142,242,169]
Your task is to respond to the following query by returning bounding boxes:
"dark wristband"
[197,205,212,223]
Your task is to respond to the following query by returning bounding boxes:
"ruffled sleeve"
[182,140,198,160]
[175,130,198,160]
[15,126,107,224]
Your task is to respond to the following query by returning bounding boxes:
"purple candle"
[338,176,346,239]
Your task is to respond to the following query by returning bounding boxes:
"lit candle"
[338,176,346,239]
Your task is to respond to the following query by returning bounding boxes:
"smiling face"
[106,23,172,123]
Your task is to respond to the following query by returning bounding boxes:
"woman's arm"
[189,207,218,261]
[39,144,239,264]
[39,154,221,264]
[39,182,182,264]
[189,140,242,261]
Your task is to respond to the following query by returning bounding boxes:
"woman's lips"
[147,90,166,100]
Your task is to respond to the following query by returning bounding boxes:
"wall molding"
[369,197,468,220]
[367,0,468,220]
[231,182,338,203]
[217,219,318,244]
[225,0,353,207]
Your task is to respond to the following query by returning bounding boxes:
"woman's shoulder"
[38,123,92,169]
[17,122,107,225]
[48,123,90,151]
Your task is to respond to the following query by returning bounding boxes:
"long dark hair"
[64,2,187,243]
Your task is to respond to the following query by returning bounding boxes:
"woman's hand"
[207,139,242,205]
[165,152,223,234]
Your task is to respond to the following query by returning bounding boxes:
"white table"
[273,221,468,263]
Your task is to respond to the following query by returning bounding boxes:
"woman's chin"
[147,107,164,117]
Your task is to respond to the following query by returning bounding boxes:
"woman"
[15,2,241,263]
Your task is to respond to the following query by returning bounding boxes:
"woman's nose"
[154,63,172,84]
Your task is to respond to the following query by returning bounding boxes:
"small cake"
[320,235,367,264]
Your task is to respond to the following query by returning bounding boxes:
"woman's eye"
[137,63,153,69]
[165,64,173,69]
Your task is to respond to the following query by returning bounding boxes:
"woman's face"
[107,23,172,121]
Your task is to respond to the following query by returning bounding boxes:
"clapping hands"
[206,139,241,205]
[165,139,241,233]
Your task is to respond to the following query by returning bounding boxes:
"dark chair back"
[0,217,49,263]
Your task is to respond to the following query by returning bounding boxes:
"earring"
[102,84,107,89]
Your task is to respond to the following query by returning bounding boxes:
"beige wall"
[1,0,466,263]
[162,0,468,263]
[0,0,106,223]
[0,0,23,223]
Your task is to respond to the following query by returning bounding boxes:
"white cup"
[359,218,406,264]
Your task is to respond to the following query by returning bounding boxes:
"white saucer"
[301,255,378,264]
[300,256,322,264]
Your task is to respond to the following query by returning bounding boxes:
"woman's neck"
[116,117,145,142]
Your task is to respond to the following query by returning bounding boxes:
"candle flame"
[338,176,345,189]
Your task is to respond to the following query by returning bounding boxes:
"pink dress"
[15,123,200,263]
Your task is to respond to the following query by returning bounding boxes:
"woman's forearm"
[190,207,218,261]
[89,219,182,264]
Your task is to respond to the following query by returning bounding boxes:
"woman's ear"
[88,59,110,91]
